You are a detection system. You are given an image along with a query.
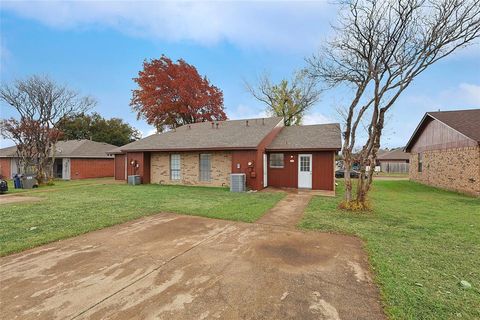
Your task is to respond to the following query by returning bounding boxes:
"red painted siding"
[114,154,126,180]
[255,124,284,190]
[267,152,298,188]
[70,158,114,180]
[126,152,151,184]
[229,124,284,191]
[143,152,151,184]
[231,150,258,190]
[0,158,11,178]
[267,151,335,191]
[312,152,335,191]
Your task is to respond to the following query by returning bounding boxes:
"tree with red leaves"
[1,119,63,178]
[131,55,227,132]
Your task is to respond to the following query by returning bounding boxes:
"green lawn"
[5,177,115,194]
[0,182,284,256]
[300,180,480,320]
[374,172,409,177]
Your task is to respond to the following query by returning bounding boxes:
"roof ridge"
[428,108,480,114]
[289,123,340,128]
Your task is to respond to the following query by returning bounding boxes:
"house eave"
[265,147,341,152]
[116,146,259,153]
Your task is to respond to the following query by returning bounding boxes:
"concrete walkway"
[256,192,313,228]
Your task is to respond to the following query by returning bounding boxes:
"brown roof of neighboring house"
[266,123,342,151]
[377,147,410,160]
[110,117,284,153]
[0,140,115,158]
[405,109,480,151]
[427,109,480,142]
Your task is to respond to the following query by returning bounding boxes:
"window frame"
[199,153,212,182]
[299,155,311,172]
[418,152,423,172]
[269,153,284,168]
[170,154,181,180]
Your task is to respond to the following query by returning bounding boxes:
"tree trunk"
[356,163,367,204]
[343,156,353,202]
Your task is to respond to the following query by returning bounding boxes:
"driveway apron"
[0,213,385,320]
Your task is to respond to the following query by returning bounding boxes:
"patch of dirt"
[0,195,43,205]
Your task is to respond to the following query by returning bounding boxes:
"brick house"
[405,109,480,197]
[0,140,116,180]
[110,117,341,191]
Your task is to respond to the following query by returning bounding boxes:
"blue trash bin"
[13,174,22,189]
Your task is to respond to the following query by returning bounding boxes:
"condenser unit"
[230,173,246,192]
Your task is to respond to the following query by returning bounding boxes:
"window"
[199,154,211,181]
[299,156,310,172]
[269,153,284,168]
[418,153,423,172]
[170,154,181,180]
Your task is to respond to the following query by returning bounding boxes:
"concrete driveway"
[0,213,385,320]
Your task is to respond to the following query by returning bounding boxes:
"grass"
[300,180,480,320]
[0,181,284,256]
[4,177,115,194]
[374,172,409,177]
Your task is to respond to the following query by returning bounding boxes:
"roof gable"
[405,109,480,152]
[427,109,480,142]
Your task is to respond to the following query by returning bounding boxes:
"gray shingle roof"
[0,140,115,158]
[267,123,342,150]
[377,147,410,160]
[0,145,17,158]
[113,117,284,152]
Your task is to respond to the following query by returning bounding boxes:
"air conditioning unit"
[230,173,246,192]
[127,175,141,185]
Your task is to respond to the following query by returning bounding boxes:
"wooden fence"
[380,162,410,174]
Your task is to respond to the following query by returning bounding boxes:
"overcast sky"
[1,1,479,148]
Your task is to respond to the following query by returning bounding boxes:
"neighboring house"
[377,147,410,173]
[0,140,116,180]
[405,109,480,197]
[110,117,341,191]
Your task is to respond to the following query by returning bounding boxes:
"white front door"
[263,153,268,187]
[62,158,71,180]
[298,154,312,189]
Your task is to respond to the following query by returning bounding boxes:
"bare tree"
[0,75,95,182]
[246,70,322,126]
[308,0,480,209]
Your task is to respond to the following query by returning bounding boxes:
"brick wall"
[114,154,126,180]
[70,158,114,180]
[409,146,480,197]
[151,151,232,187]
[0,158,11,179]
